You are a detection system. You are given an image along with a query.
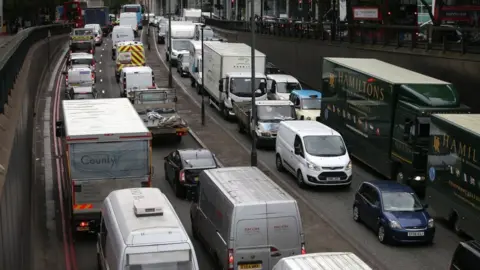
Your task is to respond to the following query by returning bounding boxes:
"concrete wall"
[215,29,480,111]
[0,35,68,270]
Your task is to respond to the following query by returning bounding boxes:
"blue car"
[353,181,435,244]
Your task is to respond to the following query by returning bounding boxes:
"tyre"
[275,154,284,172]
[174,180,186,198]
[377,225,388,244]
[353,205,360,222]
[296,170,306,189]
[222,106,229,120]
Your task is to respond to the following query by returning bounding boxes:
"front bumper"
[387,227,435,243]
[305,172,352,186]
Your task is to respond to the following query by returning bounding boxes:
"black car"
[164,149,218,199]
[450,240,480,270]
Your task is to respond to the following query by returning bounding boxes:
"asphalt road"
[148,28,465,270]
[68,32,215,270]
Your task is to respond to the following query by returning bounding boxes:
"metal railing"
[205,18,480,54]
[0,23,73,113]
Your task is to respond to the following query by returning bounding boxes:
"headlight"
[346,161,352,170]
[389,220,402,229]
[414,176,425,181]
[307,162,321,171]
[428,218,434,228]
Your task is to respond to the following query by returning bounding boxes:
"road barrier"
[206,18,480,54]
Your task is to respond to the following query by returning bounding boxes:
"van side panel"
[235,217,271,269]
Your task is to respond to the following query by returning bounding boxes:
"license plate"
[194,177,199,182]
[407,231,424,237]
[239,264,262,269]
[327,177,341,181]
[76,226,89,232]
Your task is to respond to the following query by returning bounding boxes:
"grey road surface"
[69,33,215,270]
[148,28,465,270]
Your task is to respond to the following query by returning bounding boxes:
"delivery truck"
[426,114,479,240]
[320,57,470,194]
[202,42,268,120]
[233,100,295,147]
[55,98,153,234]
[84,7,110,34]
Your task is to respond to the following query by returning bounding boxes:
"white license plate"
[327,177,341,181]
[407,231,424,237]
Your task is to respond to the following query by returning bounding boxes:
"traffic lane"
[154,43,462,269]
[96,37,119,99]
[151,135,216,270]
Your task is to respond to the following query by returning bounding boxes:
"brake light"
[270,246,279,252]
[123,80,126,89]
[179,170,185,182]
[301,243,306,254]
[91,73,95,80]
[90,49,93,54]
[65,74,69,82]
[228,249,234,270]
[79,222,88,227]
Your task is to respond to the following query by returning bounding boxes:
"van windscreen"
[303,135,346,157]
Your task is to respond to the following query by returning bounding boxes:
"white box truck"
[55,98,153,234]
[202,42,267,119]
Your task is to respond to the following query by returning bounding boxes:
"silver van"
[190,166,305,270]
[272,252,372,270]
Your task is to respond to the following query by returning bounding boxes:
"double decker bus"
[63,1,88,28]
[121,4,143,29]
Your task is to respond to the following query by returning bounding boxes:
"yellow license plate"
[239,264,262,269]
[76,226,89,231]
[195,177,199,181]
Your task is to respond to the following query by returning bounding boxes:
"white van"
[193,24,215,40]
[64,65,94,88]
[157,18,168,44]
[97,188,199,269]
[190,166,306,270]
[120,66,155,97]
[275,120,352,188]
[120,12,138,37]
[272,252,372,270]
[165,24,195,65]
[266,74,302,100]
[111,26,135,60]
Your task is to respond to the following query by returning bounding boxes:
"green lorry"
[320,57,470,193]
[426,114,480,239]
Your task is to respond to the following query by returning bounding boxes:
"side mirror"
[62,71,67,75]
[294,146,301,155]
[55,121,64,137]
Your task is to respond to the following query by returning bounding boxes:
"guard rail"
[0,23,73,113]
[205,18,480,55]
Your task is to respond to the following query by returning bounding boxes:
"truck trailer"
[426,114,479,240]
[320,57,470,193]
[55,98,153,234]
[202,42,267,120]
[84,6,110,34]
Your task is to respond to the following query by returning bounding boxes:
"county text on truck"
[55,98,153,233]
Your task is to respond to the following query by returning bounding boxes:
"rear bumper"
[73,212,101,232]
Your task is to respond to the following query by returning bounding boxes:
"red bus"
[63,1,88,28]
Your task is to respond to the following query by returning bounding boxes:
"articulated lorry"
[131,87,188,142]
[55,98,153,234]
[320,57,470,194]
[202,42,267,120]
[233,100,295,147]
[426,114,480,240]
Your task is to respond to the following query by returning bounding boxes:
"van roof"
[122,66,152,73]
[204,42,266,57]
[291,90,321,98]
[255,100,293,106]
[189,40,202,49]
[324,58,449,85]
[72,86,93,93]
[281,120,340,137]
[113,25,133,30]
[62,98,149,140]
[68,65,91,71]
[266,74,299,82]
[204,166,294,205]
[433,114,480,137]
[106,188,189,246]
[70,53,93,60]
[280,252,372,270]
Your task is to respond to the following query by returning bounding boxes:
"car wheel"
[174,179,185,198]
[96,253,102,270]
[276,154,284,172]
[353,205,360,222]
[300,116,304,120]
[377,225,388,244]
[191,216,199,239]
[296,170,306,189]
[164,164,169,182]
[222,106,229,120]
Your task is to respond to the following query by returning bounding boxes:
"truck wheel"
[222,106,229,120]
[296,170,306,189]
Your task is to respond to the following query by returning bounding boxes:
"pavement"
[33,27,467,270]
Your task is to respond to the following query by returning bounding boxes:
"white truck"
[202,42,267,119]
[55,98,153,234]
[120,12,138,37]
[182,8,201,22]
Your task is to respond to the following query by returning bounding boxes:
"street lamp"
[168,0,173,88]
[201,24,206,126]
[250,0,257,166]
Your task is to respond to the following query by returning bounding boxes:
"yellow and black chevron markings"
[71,35,93,41]
[116,45,145,71]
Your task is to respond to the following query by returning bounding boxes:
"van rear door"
[266,215,301,267]
[235,218,270,270]
[127,71,153,90]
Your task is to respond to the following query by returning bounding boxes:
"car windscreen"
[180,54,190,64]
[73,93,95,99]
[381,192,424,211]
[71,58,92,65]
[301,98,321,110]
[229,78,266,97]
[73,29,93,36]
[172,40,190,51]
[276,82,301,93]
[303,135,346,157]
[71,42,92,50]
[257,105,294,121]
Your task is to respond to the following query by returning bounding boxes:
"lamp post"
[168,0,173,88]
[250,0,257,167]
[201,24,206,126]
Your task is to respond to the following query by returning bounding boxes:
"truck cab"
[289,90,322,120]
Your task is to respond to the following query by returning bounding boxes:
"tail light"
[228,249,234,270]
[301,243,306,254]
[79,222,88,227]
[65,75,69,82]
[123,80,126,89]
[270,246,279,253]
[90,49,93,54]
[179,170,185,182]
[152,72,155,86]
[91,73,95,81]
[91,60,96,68]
